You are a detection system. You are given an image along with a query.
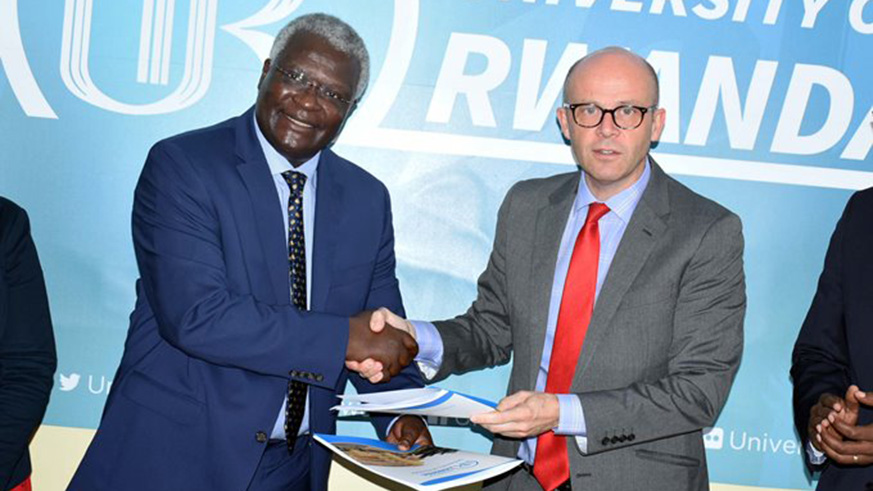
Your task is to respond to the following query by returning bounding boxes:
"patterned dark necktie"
[282,170,308,451]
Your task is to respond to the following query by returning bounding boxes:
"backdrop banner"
[2,1,870,489]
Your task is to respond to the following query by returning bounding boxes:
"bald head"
[563,47,659,107]
[555,46,666,200]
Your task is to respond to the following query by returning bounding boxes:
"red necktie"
[534,202,609,491]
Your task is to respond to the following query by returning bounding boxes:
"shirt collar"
[574,158,651,224]
[253,113,320,185]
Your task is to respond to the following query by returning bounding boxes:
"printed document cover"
[315,434,522,490]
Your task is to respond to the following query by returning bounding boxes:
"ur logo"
[703,427,725,450]
[4,0,420,121]
[59,0,221,115]
[59,373,81,392]
[2,0,309,118]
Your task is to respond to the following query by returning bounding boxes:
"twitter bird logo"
[59,373,81,392]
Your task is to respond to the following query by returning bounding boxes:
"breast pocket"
[326,261,375,315]
[619,280,678,309]
[331,260,375,288]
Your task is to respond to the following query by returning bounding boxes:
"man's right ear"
[556,106,571,142]
[257,59,272,90]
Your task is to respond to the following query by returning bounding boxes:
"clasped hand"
[346,308,416,383]
[810,384,873,466]
[348,308,560,439]
[345,310,418,383]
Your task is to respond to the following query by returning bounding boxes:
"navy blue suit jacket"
[70,109,422,490]
[792,188,873,489]
[0,198,56,491]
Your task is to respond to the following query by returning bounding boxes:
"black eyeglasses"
[273,65,355,109]
[562,103,656,130]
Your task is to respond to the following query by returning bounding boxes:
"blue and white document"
[315,434,522,491]
[333,387,497,419]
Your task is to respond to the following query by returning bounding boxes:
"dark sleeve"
[791,193,855,469]
[0,202,57,488]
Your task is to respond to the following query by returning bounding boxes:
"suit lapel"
[236,109,288,305]
[310,150,345,312]
[572,160,670,385]
[528,173,580,388]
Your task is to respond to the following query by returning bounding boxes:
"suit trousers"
[248,435,311,491]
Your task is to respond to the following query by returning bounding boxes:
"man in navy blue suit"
[70,13,429,491]
[0,198,56,491]
[792,187,873,489]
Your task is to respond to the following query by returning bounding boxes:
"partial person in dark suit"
[355,47,745,491]
[792,187,873,490]
[69,13,428,491]
[0,198,56,491]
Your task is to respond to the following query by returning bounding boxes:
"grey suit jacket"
[433,161,745,491]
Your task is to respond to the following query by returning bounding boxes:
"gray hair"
[269,13,371,100]
[563,47,660,107]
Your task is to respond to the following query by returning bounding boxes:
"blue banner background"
[2,0,871,488]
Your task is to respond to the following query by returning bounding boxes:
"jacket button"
[618,435,627,442]
[628,434,636,441]
[255,431,268,443]
[289,370,297,377]
[315,374,324,382]
[610,436,620,444]
[601,437,610,446]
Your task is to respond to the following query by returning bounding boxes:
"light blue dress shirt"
[415,161,651,464]
[253,116,319,440]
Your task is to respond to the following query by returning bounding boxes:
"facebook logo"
[703,427,725,450]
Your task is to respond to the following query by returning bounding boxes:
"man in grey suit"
[352,47,745,490]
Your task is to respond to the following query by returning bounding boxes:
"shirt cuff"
[555,394,587,436]
[410,320,443,380]
[386,415,402,438]
[555,394,589,454]
[806,440,827,465]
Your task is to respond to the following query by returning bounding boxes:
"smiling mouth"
[594,149,620,155]
[282,112,315,129]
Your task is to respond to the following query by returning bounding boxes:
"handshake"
[345,309,563,440]
[345,308,416,383]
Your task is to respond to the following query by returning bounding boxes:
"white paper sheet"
[334,387,497,419]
